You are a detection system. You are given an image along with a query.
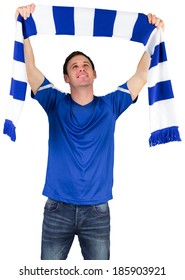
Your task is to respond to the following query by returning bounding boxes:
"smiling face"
[64,55,97,89]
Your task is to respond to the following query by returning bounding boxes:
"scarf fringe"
[149,126,181,147]
[3,119,16,142]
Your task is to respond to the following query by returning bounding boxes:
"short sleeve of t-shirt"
[31,77,66,113]
[102,82,135,119]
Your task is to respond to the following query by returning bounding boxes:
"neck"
[70,86,94,105]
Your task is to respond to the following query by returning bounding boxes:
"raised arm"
[16,3,44,94]
[127,14,165,101]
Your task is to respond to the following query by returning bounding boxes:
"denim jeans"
[41,198,110,260]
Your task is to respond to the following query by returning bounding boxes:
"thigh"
[41,198,75,260]
[78,203,110,260]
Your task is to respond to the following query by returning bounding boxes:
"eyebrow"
[70,60,91,68]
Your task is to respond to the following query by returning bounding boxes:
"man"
[16,4,164,260]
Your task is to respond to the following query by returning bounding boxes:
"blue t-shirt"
[32,78,134,205]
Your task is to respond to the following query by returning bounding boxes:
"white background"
[0,0,184,279]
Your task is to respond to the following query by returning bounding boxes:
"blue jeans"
[41,198,110,260]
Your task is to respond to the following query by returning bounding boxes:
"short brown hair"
[63,51,95,75]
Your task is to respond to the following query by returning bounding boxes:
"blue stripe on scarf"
[21,15,37,39]
[148,80,174,105]
[53,6,75,35]
[10,78,27,101]
[131,13,155,45]
[93,9,116,36]
[13,41,25,62]
[150,42,167,68]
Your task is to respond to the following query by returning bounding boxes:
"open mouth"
[77,74,87,78]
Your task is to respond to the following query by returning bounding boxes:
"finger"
[151,14,157,25]
[158,19,165,31]
[30,3,36,13]
[154,17,160,26]
[15,6,26,20]
[15,8,20,20]
[23,6,31,19]
[147,13,153,24]
[155,18,165,31]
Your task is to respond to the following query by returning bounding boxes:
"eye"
[84,63,90,68]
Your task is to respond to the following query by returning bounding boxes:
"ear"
[64,74,69,83]
[93,70,97,79]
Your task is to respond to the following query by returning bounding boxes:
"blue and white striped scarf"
[3,5,181,146]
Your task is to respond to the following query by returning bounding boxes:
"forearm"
[24,38,35,75]
[24,37,44,94]
[136,51,151,81]
[127,51,151,100]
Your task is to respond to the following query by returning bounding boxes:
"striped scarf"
[3,5,181,146]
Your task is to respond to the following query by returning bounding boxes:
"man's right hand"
[15,3,35,20]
